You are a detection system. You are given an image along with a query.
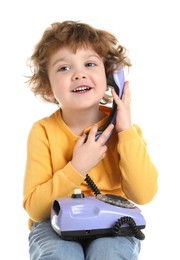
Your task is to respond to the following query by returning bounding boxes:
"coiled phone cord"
[85,174,145,240]
[85,174,101,196]
[114,216,145,240]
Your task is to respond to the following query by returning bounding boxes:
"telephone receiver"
[88,68,125,142]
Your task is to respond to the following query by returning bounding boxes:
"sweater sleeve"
[23,122,84,223]
[117,125,158,204]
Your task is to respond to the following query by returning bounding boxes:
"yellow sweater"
[23,108,158,229]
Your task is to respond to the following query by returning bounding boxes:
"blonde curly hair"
[27,20,131,104]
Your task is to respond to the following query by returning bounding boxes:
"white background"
[0,0,179,259]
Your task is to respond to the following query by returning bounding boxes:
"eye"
[86,62,96,68]
[58,66,70,72]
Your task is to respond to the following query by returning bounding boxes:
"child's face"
[47,47,107,110]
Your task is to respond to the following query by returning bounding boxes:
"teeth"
[73,87,91,92]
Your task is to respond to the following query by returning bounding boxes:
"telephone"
[51,68,146,241]
[95,68,125,141]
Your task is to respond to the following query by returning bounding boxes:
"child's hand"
[71,124,114,176]
[111,81,132,132]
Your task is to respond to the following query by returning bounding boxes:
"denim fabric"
[29,220,141,260]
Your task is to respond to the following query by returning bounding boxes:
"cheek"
[100,76,107,93]
[49,76,63,96]
[52,89,64,104]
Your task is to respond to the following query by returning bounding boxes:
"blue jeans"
[29,220,141,260]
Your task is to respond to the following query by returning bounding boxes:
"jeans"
[29,220,141,260]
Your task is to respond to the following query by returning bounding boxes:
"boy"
[23,20,158,259]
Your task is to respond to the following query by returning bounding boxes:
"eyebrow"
[51,57,66,67]
[51,53,101,68]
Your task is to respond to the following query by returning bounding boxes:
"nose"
[73,70,86,80]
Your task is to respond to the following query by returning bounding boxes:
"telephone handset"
[95,68,125,141]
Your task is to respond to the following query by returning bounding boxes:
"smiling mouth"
[72,86,92,93]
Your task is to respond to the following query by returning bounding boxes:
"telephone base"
[51,194,146,240]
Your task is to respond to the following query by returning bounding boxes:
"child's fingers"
[121,82,131,105]
[111,88,122,107]
[96,124,114,145]
[111,81,131,106]
[75,133,87,147]
[86,125,99,142]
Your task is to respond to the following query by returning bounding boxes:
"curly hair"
[26,20,132,104]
